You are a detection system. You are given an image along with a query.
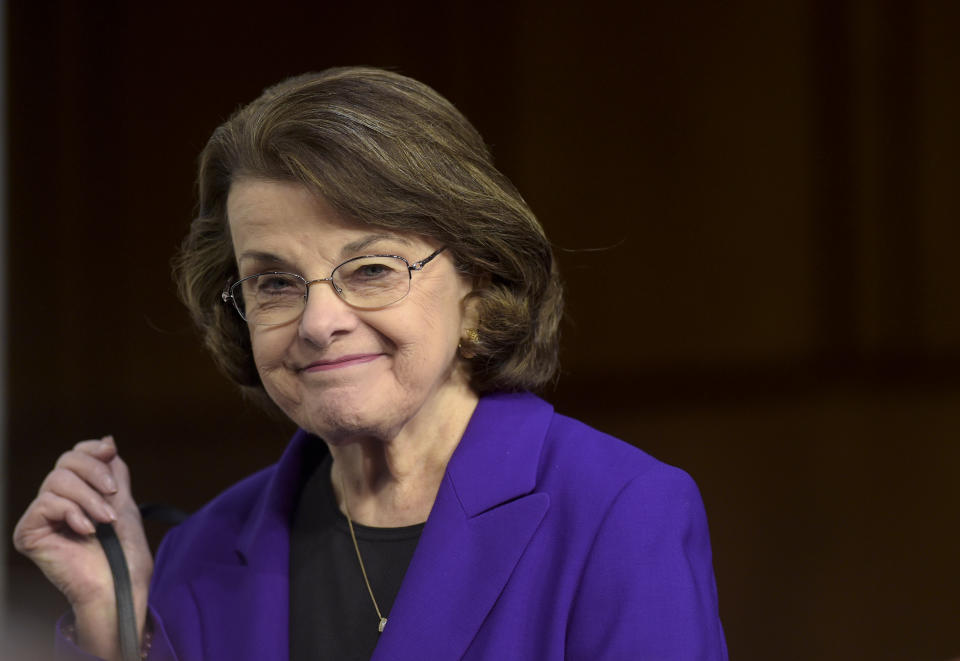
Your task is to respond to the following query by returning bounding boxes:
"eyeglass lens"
[235,255,413,325]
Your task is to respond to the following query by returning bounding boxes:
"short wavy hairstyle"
[174,66,563,398]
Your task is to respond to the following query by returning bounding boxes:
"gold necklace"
[338,472,388,633]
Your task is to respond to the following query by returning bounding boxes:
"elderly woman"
[14,67,727,660]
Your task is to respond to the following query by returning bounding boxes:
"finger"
[40,468,118,524]
[54,450,118,495]
[14,492,96,551]
[65,508,98,536]
[72,436,118,462]
[107,452,131,493]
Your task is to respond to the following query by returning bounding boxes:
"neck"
[329,388,479,527]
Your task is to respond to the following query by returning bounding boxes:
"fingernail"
[83,518,96,534]
[103,504,118,522]
[102,435,115,446]
[103,475,118,493]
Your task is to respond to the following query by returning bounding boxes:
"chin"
[295,391,405,443]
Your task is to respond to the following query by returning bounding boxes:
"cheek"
[388,296,462,374]
[251,331,304,411]
[403,294,460,345]
[250,327,293,378]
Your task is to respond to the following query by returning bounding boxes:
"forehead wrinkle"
[237,250,287,266]
[340,233,413,257]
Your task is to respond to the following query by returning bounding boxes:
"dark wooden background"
[5,2,960,659]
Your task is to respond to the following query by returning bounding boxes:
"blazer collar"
[444,391,553,515]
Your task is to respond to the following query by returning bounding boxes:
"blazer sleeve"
[565,466,728,660]
[54,607,180,661]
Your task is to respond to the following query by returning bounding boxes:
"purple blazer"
[58,392,727,660]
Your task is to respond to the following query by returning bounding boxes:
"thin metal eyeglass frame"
[221,246,446,325]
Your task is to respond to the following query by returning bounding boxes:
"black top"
[290,449,425,661]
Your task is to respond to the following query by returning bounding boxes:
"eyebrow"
[236,234,413,267]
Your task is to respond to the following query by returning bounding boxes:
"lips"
[300,354,382,372]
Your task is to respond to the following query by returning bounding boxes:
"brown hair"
[174,67,563,397]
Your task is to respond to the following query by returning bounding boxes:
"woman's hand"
[12,436,154,660]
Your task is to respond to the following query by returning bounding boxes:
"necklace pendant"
[378,617,387,633]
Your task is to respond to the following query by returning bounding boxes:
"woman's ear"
[458,274,488,359]
[462,293,479,327]
[459,271,489,328]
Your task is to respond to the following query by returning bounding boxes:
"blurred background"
[3,1,959,659]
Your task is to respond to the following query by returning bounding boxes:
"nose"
[297,278,358,346]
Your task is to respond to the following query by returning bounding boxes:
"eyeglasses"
[222,247,446,326]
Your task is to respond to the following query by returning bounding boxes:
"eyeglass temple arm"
[410,246,446,271]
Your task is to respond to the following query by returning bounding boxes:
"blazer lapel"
[372,393,554,661]
[185,430,321,661]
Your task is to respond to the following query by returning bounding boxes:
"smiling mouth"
[300,354,382,372]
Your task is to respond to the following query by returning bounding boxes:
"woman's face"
[227,179,478,443]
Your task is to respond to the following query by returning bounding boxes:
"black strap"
[95,523,140,661]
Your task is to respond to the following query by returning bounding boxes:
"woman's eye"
[257,275,301,294]
[340,259,401,281]
[356,263,392,278]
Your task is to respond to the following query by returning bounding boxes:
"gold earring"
[458,328,480,358]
